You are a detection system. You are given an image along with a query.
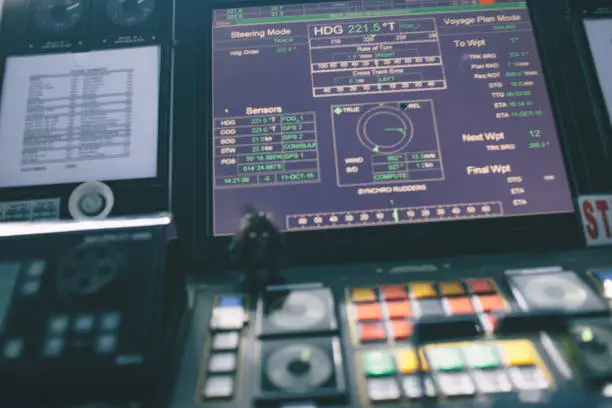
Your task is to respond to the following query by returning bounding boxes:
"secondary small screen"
[584,18,612,133]
[211,0,574,236]
[0,45,160,188]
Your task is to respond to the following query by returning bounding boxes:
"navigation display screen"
[584,18,612,132]
[211,0,574,236]
[0,46,160,188]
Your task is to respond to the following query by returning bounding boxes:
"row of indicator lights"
[362,340,549,402]
[290,204,500,227]
[312,56,442,70]
[314,80,447,94]
[351,279,499,303]
[363,340,540,377]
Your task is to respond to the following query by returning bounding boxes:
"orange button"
[439,281,465,296]
[480,0,495,4]
[467,279,496,294]
[352,287,377,303]
[391,321,413,339]
[479,295,505,312]
[355,303,383,321]
[447,297,475,314]
[381,285,408,300]
[409,282,437,298]
[386,301,412,318]
[359,323,387,342]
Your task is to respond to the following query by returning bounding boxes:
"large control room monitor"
[0,45,161,188]
[584,18,612,133]
[211,0,575,236]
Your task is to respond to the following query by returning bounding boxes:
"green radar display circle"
[357,106,414,154]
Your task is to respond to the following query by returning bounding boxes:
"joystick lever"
[229,205,287,292]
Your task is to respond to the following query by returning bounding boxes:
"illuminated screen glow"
[584,18,612,133]
[0,46,160,188]
[211,0,574,236]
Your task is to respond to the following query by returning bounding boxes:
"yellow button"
[396,348,428,373]
[409,282,437,299]
[439,281,464,296]
[352,288,376,303]
[500,340,537,366]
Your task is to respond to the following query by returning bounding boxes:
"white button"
[212,332,240,351]
[473,369,513,393]
[402,376,436,399]
[202,375,234,398]
[3,339,23,359]
[208,353,237,373]
[27,261,45,278]
[100,312,121,331]
[435,372,475,396]
[367,378,401,401]
[74,315,95,333]
[43,338,64,357]
[210,307,245,331]
[21,281,40,296]
[509,367,549,390]
[95,335,117,354]
[48,316,70,335]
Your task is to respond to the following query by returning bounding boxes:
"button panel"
[359,339,551,404]
[347,278,508,345]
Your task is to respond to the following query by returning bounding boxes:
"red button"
[487,314,498,331]
[391,320,413,339]
[386,301,412,318]
[381,285,408,300]
[479,295,505,312]
[359,323,386,342]
[447,297,475,314]
[355,303,383,321]
[467,279,496,294]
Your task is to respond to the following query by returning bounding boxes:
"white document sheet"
[0,45,160,188]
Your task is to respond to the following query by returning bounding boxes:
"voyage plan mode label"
[579,195,612,246]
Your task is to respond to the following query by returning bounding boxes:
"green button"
[363,351,396,376]
[427,347,464,371]
[463,344,500,369]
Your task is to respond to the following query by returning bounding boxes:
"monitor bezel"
[193,0,584,270]
[567,1,612,164]
[0,43,173,196]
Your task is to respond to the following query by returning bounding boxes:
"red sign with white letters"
[579,195,612,246]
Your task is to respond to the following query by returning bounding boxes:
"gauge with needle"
[357,106,414,154]
[106,0,155,27]
[33,0,83,33]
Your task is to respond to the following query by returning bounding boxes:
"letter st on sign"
[579,195,612,246]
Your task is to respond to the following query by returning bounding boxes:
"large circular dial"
[33,0,82,33]
[357,106,414,154]
[106,0,155,27]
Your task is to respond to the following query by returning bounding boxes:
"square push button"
[48,316,69,335]
[427,346,465,371]
[352,288,376,303]
[509,366,549,390]
[212,332,240,351]
[478,295,505,312]
[500,340,537,366]
[202,375,234,399]
[467,279,496,294]
[410,282,437,299]
[402,375,436,399]
[43,337,64,357]
[208,353,237,373]
[439,282,464,296]
[386,301,412,319]
[473,369,513,393]
[73,314,95,333]
[447,297,474,315]
[367,377,401,401]
[463,344,501,369]
[396,348,427,373]
[435,372,475,396]
[211,307,245,331]
[418,299,445,317]
[218,295,243,308]
[363,351,396,376]
[359,323,386,342]
[381,285,408,300]
[355,303,383,321]
[391,320,413,340]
